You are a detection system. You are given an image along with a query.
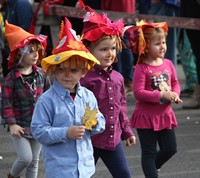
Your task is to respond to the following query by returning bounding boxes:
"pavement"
[0,64,200,178]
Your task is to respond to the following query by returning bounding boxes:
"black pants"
[137,128,177,178]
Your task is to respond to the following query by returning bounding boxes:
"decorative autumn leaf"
[136,20,146,26]
[58,20,65,40]
[82,103,98,130]
[67,39,85,51]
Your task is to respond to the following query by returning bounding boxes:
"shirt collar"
[94,65,113,73]
[53,80,83,100]
[14,65,39,78]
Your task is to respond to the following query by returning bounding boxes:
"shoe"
[124,79,132,96]
[125,85,132,95]
[182,84,200,109]
[180,89,194,97]
[7,173,20,178]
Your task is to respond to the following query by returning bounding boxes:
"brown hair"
[140,27,167,62]
[83,34,123,62]
[12,40,45,69]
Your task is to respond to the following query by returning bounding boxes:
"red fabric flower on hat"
[79,0,124,42]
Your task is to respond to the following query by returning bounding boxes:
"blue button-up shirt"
[31,80,105,178]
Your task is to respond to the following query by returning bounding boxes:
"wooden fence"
[32,3,200,30]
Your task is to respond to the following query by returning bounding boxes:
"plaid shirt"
[1,65,51,137]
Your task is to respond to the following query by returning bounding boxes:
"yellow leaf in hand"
[82,103,98,130]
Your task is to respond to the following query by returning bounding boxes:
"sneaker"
[125,85,132,95]
[124,79,132,96]
[180,89,194,97]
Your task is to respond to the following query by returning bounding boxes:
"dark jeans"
[137,128,177,178]
[93,143,131,178]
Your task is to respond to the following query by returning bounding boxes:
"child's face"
[21,50,39,67]
[89,37,117,70]
[19,44,41,68]
[54,66,86,92]
[146,35,167,60]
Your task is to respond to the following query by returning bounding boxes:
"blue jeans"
[137,128,177,178]
[93,143,132,178]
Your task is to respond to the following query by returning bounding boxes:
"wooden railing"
[33,3,200,30]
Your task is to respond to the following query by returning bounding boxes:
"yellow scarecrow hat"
[41,17,99,72]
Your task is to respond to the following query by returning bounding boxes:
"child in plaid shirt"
[1,21,50,178]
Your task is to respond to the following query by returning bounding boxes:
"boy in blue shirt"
[31,17,105,178]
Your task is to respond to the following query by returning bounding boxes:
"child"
[1,21,50,178]
[30,18,106,178]
[79,1,136,178]
[123,20,183,178]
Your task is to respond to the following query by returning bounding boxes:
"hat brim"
[41,50,100,71]
[7,35,47,69]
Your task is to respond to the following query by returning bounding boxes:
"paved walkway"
[0,64,200,178]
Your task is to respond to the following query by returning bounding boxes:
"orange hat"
[5,21,47,69]
[123,20,168,63]
[78,0,124,42]
[41,17,99,73]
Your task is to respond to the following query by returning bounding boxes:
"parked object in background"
[177,29,197,97]
[181,0,200,109]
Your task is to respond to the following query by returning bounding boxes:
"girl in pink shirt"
[123,21,182,178]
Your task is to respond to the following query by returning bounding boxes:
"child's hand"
[171,92,183,104]
[161,91,183,103]
[160,91,174,101]
[67,126,86,140]
[9,124,25,138]
[126,136,136,147]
